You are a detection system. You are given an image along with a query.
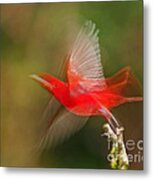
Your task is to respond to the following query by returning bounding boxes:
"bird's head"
[30,73,65,94]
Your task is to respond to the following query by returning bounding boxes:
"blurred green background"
[1,1,143,170]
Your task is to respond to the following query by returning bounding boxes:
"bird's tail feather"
[106,66,142,97]
[125,96,143,102]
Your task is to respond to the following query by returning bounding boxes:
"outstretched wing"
[67,21,107,95]
[37,97,89,150]
[38,102,89,150]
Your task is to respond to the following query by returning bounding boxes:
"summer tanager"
[31,21,142,149]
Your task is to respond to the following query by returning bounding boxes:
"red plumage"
[31,21,142,149]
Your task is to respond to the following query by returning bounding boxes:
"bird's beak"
[30,74,54,91]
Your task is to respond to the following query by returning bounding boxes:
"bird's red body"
[31,21,142,148]
[36,65,142,118]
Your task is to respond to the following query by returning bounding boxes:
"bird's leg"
[99,106,122,134]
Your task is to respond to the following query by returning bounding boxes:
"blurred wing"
[42,96,63,128]
[38,104,89,150]
[67,21,107,94]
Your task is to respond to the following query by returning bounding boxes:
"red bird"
[31,21,143,149]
